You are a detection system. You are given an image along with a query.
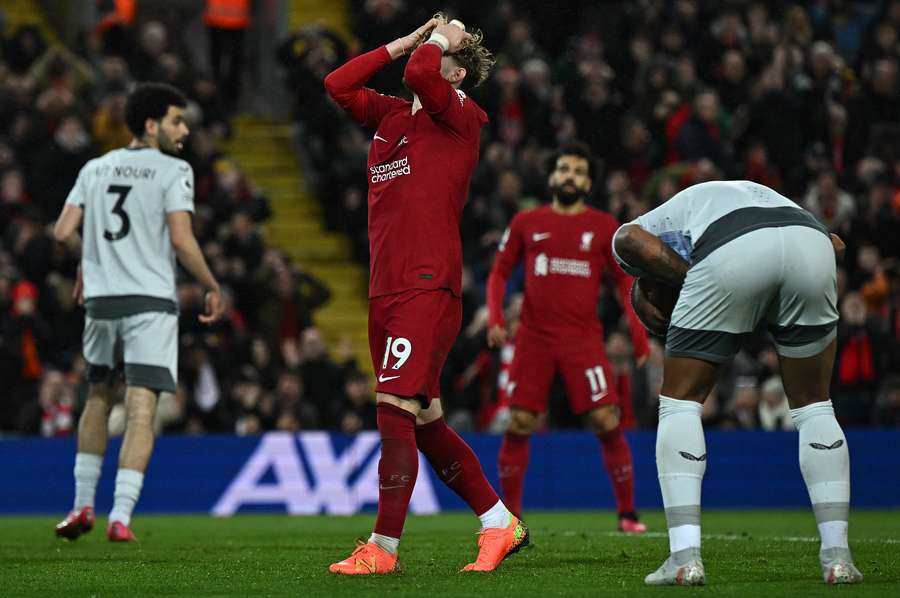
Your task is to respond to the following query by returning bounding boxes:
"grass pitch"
[3,510,898,596]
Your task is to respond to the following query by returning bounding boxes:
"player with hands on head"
[486,142,650,534]
[53,82,224,543]
[325,14,527,575]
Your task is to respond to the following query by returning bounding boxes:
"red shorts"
[369,289,461,403]
[506,327,618,416]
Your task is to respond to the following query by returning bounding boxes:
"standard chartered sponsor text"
[370,156,411,183]
[549,257,591,277]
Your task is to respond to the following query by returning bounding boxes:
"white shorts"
[83,311,178,392]
[667,224,838,363]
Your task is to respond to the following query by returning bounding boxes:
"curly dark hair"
[124,82,187,137]
[548,141,596,181]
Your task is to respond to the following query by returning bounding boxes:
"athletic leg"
[587,405,642,531]
[645,355,718,586]
[415,399,510,528]
[497,407,538,519]
[779,341,862,584]
[109,386,158,530]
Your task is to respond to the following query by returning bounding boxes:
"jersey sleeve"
[403,42,487,137]
[602,219,650,360]
[324,46,408,129]
[64,167,86,208]
[163,161,195,213]
[487,214,525,328]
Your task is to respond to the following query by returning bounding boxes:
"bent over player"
[486,143,650,532]
[325,15,527,574]
[53,83,224,542]
[613,180,862,585]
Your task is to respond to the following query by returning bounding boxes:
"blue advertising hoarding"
[2,430,898,514]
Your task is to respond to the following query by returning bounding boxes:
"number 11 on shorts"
[382,336,412,370]
[585,365,608,400]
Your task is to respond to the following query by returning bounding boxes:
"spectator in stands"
[0,281,51,430]
[333,370,376,433]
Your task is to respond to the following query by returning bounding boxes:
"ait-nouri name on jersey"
[65,147,194,305]
[325,43,488,298]
[488,205,648,355]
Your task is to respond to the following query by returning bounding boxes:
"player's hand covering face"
[155,106,189,155]
[549,155,592,206]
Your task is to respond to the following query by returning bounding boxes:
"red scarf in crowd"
[838,332,876,385]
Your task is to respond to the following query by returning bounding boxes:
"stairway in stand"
[3,0,58,42]
[223,116,371,373]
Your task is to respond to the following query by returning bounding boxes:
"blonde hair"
[430,12,496,88]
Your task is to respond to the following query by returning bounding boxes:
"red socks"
[373,403,418,539]
[497,431,530,518]
[598,426,635,515]
[415,418,499,516]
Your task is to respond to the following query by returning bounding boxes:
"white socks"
[367,500,512,555]
[369,533,400,554]
[109,468,144,526]
[74,453,103,509]
[656,396,706,554]
[478,500,513,530]
[790,400,851,551]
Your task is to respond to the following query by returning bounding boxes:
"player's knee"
[508,408,538,434]
[588,406,619,434]
[125,388,158,428]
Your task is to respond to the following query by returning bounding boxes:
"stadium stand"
[1,0,898,437]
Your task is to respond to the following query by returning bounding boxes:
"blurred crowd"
[0,6,377,437]
[282,0,900,430]
[2,1,899,437]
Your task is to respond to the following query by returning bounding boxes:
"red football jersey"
[487,205,649,357]
[325,44,488,298]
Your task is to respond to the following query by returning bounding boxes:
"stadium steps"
[287,0,352,40]
[3,0,59,43]
[222,115,372,373]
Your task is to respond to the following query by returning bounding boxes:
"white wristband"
[427,32,450,52]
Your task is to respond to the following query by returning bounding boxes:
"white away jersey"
[66,147,194,302]
[623,180,802,264]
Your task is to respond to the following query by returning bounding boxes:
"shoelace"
[474,528,505,565]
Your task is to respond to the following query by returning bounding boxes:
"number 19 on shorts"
[382,336,412,370]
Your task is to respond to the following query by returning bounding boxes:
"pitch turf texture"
[4,511,898,596]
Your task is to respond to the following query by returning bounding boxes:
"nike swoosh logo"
[533,233,551,241]
[378,374,400,382]
[373,134,388,142]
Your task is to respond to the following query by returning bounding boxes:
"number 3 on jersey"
[104,184,132,241]
[382,336,412,370]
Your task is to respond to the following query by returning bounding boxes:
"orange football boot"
[461,516,529,572]
[329,541,400,575]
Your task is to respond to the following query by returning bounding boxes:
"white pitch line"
[597,531,900,545]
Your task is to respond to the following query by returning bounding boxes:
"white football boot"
[645,547,705,586]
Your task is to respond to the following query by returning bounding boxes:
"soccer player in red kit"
[324,15,527,574]
[487,143,650,533]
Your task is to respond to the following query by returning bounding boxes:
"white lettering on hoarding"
[212,432,439,516]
